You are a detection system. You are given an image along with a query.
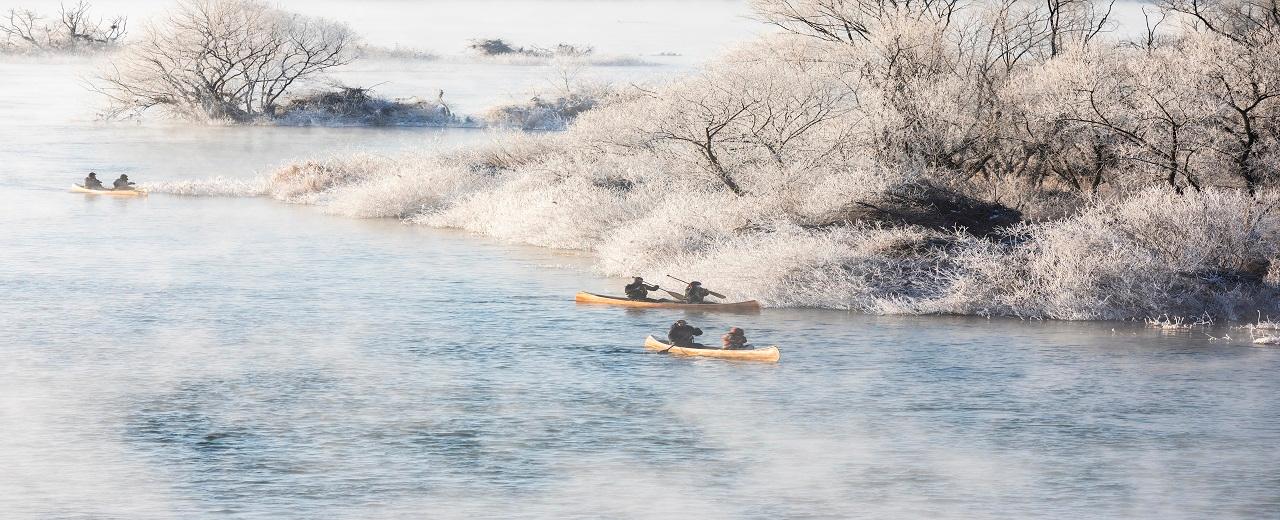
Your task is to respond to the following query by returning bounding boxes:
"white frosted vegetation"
[143,177,268,197]
[94,0,356,122]
[964,188,1280,320]
[0,1,126,55]
[243,132,1279,319]
[178,0,1280,320]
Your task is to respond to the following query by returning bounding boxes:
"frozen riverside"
[4,1,1280,517]
[129,0,1280,321]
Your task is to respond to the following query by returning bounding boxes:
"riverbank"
[137,1,1280,322]
[146,132,1280,321]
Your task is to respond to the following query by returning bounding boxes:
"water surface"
[1,2,1278,518]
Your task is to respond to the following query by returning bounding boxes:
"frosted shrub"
[975,188,1280,319]
[0,1,126,55]
[483,83,622,131]
[95,0,355,122]
[603,40,859,196]
[274,87,467,128]
[268,158,376,203]
[265,152,510,218]
[321,163,494,219]
[419,154,671,250]
[142,177,268,197]
[420,173,621,249]
[594,190,764,275]
[443,132,566,174]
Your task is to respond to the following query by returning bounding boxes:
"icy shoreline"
[144,135,1280,321]
[143,1,1280,321]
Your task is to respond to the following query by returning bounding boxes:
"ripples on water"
[2,6,1278,515]
[1,191,1278,519]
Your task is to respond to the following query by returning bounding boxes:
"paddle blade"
[662,289,688,301]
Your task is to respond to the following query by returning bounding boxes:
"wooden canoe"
[71,184,147,197]
[644,335,780,362]
[575,292,760,311]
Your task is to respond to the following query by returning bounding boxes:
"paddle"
[659,337,704,353]
[662,289,688,301]
[665,275,727,299]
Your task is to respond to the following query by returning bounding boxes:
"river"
[2,1,1279,518]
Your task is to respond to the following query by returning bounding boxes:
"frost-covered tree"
[1159,0,1280,45]
[751,0,965,44]
[0,1,126,53]
[94,0,355,121]
[625,42,857,196]
[1187,32,1280,193]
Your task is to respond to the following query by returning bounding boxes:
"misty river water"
[2,2,1279,518]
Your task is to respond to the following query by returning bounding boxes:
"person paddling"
[83,171,105,190]
[668,319,704,348]
[684,281,713,304]
[722,327,749,350]
[664,275,727,303]
[624,277,660,300]
[112,174,136,191]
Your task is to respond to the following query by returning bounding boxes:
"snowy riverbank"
[148,1,1280,321]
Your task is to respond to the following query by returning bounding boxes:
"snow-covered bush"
[94,0,355,122]
[0,1,125,55]
[957,188,1280,319]
[274,87,471,127]
[462,38,647,66]
[484,94,600,130]
[356,44,438,61]
[467,38,591,59]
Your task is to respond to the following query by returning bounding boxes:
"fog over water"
[2,1,1279,519]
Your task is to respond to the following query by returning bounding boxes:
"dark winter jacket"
[625,281,659,300]
[668,322,703,347]
[684,285,711,304]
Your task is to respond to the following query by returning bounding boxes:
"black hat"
[691,281,702,285]
[88,172,97,177]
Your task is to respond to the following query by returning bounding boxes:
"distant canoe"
[71,184,147,197]
[574,291,760,311]
[644,335,780,362]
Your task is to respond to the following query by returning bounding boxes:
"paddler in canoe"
[112,174,136,190]
[656,275,729,304]
[624,277,661,301]
[668,319,705,348]
[83,171,106,190]
[684,281,713,304]
[722,327,749,350]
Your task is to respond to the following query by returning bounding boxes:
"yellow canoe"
[575,291,760,311]
[71,184,147,197]
[644,335,781,362]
